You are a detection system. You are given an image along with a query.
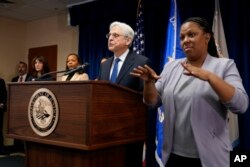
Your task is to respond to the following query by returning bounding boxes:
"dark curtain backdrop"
[69,0,250,166]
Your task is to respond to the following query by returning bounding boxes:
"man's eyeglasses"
[106,33,126,39]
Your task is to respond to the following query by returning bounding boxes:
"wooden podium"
[7,81,146,167]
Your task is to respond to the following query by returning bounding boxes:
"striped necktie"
[19,76,23,82]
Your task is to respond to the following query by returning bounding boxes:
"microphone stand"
[36,63,89,81]
[36,69,68,81]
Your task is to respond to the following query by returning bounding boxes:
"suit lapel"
[116,51,134,84]
[25,75,30,81]
[103,58,114,80]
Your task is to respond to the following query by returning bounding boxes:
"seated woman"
[61,53,89,81]
[27,55,54,81]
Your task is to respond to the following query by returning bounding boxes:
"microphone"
[64,62,89,75]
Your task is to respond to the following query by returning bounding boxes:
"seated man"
[11,61,30,82]
[10,61,28,155]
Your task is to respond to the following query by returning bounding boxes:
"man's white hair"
[110,21,134,41]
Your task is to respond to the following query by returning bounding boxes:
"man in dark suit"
[11,61,30,82]
[98,21,149,167]
[0,78,7,156]
[98,21,149,92]
[10,61,29,155]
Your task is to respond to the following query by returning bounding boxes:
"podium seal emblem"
[28,88,59,136]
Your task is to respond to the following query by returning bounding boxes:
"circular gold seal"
[28,88,59,136]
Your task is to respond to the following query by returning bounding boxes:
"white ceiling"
[0,0,96,22]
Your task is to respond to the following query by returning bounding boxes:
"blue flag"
[156,0,184,166]
[155,106,165,167]
[162,0,185,67]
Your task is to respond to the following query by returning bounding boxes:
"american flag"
[133,1,146,167]
[133,0,145,55]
